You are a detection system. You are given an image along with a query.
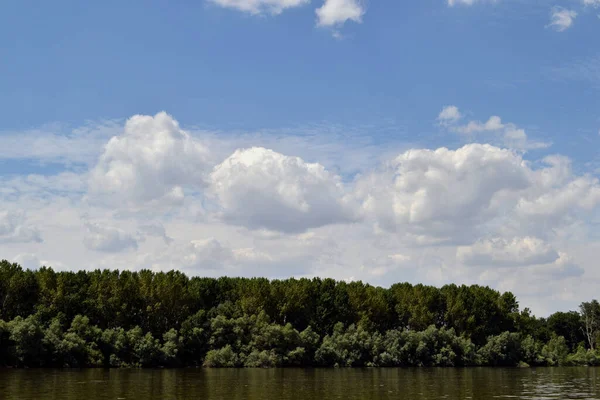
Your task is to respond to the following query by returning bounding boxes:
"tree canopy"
[0,260,594,368]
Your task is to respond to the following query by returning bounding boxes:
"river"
[1,367,600,399]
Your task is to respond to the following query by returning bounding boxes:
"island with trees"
[1,260,598,368]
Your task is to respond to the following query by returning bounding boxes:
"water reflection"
[0,368,599,399]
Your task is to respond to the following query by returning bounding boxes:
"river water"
[1,367,600,399]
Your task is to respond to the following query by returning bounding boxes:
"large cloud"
[515,175,600,221]
[210,147,358,233]
[89,112,210,206]
[357,144,600,244]
[357,144,531,243]
[457,237,559,267]
[0,211,42,244]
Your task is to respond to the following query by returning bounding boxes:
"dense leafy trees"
[0,260,597,368]
[547,311,585,352]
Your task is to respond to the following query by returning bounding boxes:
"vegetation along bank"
[1,260,599,368]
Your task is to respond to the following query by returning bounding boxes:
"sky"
[1,0,599,316]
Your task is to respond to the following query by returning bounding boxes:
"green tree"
[542,335,569,366]
[477,332,522,366]
[547,311,584,352]
[7,315,45,366]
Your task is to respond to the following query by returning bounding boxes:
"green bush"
[203,345,240,367]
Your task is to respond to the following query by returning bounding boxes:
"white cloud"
[0,211,42,244]
[441,106,550,150]
[210,147,358,233]
[357,143,600,244]
[208,0,309,15]
[5,112,600,317]
[89,112,210,207]
[457,236,559,267]
[438,106,462,125]
[83,222,138,253]
[447,0,487,6]
[456,115,504,134]
[357,144,531,243]
[548,7,577,32]
[584,0,600,7]
[448,0,475,6]
[515,175,600,221]
[316,0,365,27]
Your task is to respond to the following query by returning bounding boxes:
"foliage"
[477,332,522,367]
[0,260,597,368]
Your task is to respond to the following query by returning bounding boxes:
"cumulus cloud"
[357,144,531,243]
[438,106,462,125]
[208,0,309,15]
[548,7,577,32]
[5,111,600,316]
[89,112,210,207]
[83,222,138,253]
[316,0,365,28]
[0,211,42,243]
[440,106,550,150]
[457,237,559,267]
[583,0,600,6]
[357,143,600,244]
[515,175,600,221]
[210,147,357,233]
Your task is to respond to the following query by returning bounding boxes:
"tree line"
[1,260,599,368]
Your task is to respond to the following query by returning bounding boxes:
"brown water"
[1,368,600,399]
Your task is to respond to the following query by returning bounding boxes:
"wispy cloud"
[548,6,577,32]
[447,0,496,7]
[207,0,309,15]
[548,54,600,88]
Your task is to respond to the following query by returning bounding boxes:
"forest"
[1,259,599,368]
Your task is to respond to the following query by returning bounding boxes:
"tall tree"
[579,300,600,350]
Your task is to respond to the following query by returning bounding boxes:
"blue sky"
[0,0,599,315]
